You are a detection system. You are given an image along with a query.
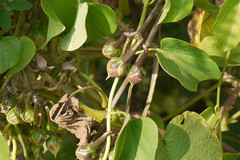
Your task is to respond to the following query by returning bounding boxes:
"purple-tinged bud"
[106,57,129,78]
[30,129,47,146]
[20,109,34,123]
[75,144,96,160]
[102,43,120,58]
[127,65,146,84]
[6,108,21,125]
[46,135,63,157]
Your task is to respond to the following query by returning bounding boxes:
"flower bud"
[31,145,42,159]
[30,129,47,146]
[46,135,63,157]
[102,43,120,58]
[20,109,34,123]
[127,65,146,84]
[6,108,21,125]
[107,57,129,78]
[75,144,96,160]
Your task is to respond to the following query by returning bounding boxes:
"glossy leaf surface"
[194,0,218,13]
[157,38,221,91]
[213,0,240,51]
[113,117,158,160]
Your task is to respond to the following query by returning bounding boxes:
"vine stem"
[137,0,150,30]
[14,11,25,36]
[142,56,159,117]
[102,78,119,160]
[215,49,232,151]
[126,84,133,113]
[15,125,29,160]
[112,78,129,109]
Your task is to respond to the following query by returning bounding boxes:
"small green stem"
[163,83,218,122]
[79,72,100,88]
[0,71,11,96]
[11,136,17,160]
[137,1,149,30]
[215,49,231,152]
[15,125,29,160]
[111,111,129,118]
[102,78,119,160]
[14,11,25,36]
[126,84,133,114]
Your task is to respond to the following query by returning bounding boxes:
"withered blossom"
[49,94,93,146]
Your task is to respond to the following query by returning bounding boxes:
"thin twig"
[112,78,129,109]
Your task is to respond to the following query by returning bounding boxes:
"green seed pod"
[30,129,47,146]
[75,144,96,160]
[6,108,21,125]
[46,135,63,157]
[31,145,42,159]
[106,57,129,78]
[127,65,146,84]
[20,109,34,123]
[102,43,120,58]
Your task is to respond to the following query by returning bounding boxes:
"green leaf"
[60,2,88,51]
[156,38,221,91]
[6,0,32,11]
[194,0,218,13]
[0,8,11,31]
[86,3,117,40]
[0,132,10,160]
[9,36,36,77]
[213,0,240,51]
[199,36,240,67]
[156,111,222,160]
[200,107,221,128]
[0,36,21,74]
[40,0,66,47]
[222,153,240,160]
[113,117,158,160]
[158,0,194,24]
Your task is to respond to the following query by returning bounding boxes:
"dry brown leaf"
[50,94,93,146]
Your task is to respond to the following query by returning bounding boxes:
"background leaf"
[113,117,158,160]
[9,36,36,77]
[60,2,88,51]
[213,0,240,51]
[0,8,11,31]
[0,36,21,74]
[156,111,222,160]
[86,3,117,41]
[156,38,221,91]
[40,0,66,47]
[0,132,10,160]
[199,36,240,67]
[194,0,218,13]
[158,0,194,24]
[6,0,32,11]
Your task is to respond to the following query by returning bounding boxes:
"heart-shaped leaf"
[156,38,221,91]
[0,36,21,74]
[156,111,222,160]
[0,132,10,160]
[199,36,240,67]
[194,0,218,13]
[113,117,158,160]
[9,36,36,77]
[86,3,117,41]
[158,0,194,24]
[0,8,11,31]
[213,0,240,51]
[60,2,88,51]
[6,0,32,11]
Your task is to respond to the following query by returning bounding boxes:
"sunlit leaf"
[158,0,194,24]
[156,38,221,91]
[60,2,88,51]
[156,111,222,160]
[0,8,11,31]
[194,0,218,13]
[6,0,32,11]
[200,107,221,128]
[9,36,36,77]
[113,117,158,160]
[213,0,240,51]
[200,36,240,67]
[0,36,21,74]
[0,132,10,160]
